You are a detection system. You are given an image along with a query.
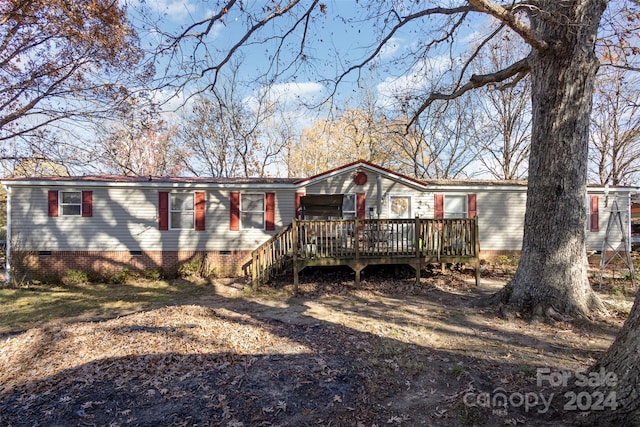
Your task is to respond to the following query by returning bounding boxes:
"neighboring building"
[1,160,635,282]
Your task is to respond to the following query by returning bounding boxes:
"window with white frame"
[241,193,265,229]
[170,193,194,229]
[60,191,82,216]
[389,195,411,219]
[342,193,356,219]
[444,195,467,218]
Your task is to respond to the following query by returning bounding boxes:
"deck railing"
[250,217,479,287]
[295,218,478,259]
[250,223,294,285]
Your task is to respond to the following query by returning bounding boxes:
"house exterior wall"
[7,184,297,278]
[3,162,633,281]
[15,249,251,279]
[9,185,296,252]
[302,169,430,219]
[423,188,630,254]
[585,192,630,252]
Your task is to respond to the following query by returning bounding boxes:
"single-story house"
[1,160,635,282]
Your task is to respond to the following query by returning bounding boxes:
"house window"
[170,193,194,229]
[434,194,477,219]
[389,195,411,219]
[241,193,265,229]
[444,195,467,219]
[342,193,356,219]
[60,191,82,216]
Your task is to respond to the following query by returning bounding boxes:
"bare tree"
[289,102,398,176]
[473,32,531,180]
[395,94,481,180]
[157,0,608,314]
[179,66,289,178]
[589,68,640,185]
[0,0,148,171]
[180,92,249,178]
[98,119,184,177]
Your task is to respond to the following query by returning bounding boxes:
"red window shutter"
[434,194,444,219]
[590,195,599,232]
[265,192,276,231]
[81,191,93,217]
[195,191,206,231]
[158,191,169,230]
[230,191,240,231]
[48,190,59,217]
[295,191,304,219]
[356,193,366,219]
[467,194,477,218]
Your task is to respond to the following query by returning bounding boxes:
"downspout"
[629,191,634,253]
[376,175,382,218]
[5,185,10,284]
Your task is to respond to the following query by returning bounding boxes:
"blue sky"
[134,0,486,126]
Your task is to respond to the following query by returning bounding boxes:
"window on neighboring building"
[170,193,194,229]
[60,191,82,216]
[241,193,265,229]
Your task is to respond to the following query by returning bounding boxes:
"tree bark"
[577,296,640,425]
[499,0,607,318]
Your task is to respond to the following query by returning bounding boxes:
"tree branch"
[467,0,548,52]
[410,56,531,128]
[330,5,472,93]
[199,0,313,87]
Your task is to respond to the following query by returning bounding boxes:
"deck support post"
[414,216,421,286]
[292,219,299,294]
[249,218,478,291]
[474,216,481,286]
[251,251,258,290]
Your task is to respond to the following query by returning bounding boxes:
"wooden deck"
[250,217,480,290]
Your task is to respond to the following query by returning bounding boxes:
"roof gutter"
[0,180,296,190]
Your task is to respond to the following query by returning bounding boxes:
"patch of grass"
[448,365,466,377]
[0,279,213,335]
[61,270,89,286]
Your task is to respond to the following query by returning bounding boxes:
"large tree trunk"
[500,0,607,318]
[578,296,640,425]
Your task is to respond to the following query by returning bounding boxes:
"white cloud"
[265,82,325,103]
[244,81,325,113]
[146,0,198,22]
[375,55,451,110]
[378,37,403,59]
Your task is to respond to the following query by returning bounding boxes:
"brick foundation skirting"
[13,250,252,279]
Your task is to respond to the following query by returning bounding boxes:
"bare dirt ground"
[0,266,633,426]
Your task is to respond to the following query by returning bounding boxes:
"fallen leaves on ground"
[0,270,629,426]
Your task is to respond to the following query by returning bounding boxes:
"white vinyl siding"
[304,169,428,219]
[5,170,628,255]
[474,191,526,251]
[8,186,295,252]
